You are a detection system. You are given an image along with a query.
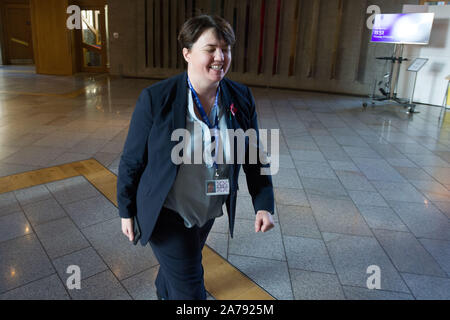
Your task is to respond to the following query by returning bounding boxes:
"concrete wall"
[107,0,419,96]
[0,11,3,65]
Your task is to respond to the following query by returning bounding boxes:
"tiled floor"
[1,65,450,300]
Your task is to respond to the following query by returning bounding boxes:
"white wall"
[396,5,450,106]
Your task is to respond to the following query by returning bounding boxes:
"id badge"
[205,179,230,196]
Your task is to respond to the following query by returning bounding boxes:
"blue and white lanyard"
[187,77,221,173]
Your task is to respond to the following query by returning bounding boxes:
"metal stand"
[363,44,415,113]
[409,71,418,106]
[439,76,450,120]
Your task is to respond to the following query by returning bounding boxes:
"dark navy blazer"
[117,72,274,246]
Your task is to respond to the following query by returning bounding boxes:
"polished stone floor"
[0,65,449,299]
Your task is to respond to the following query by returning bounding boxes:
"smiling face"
[183,28,232,88]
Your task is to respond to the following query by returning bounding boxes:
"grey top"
[163,89,232,228]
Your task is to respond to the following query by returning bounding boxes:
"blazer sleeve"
[242,86,275,215]
[117,88,153,219]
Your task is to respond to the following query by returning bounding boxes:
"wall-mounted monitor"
[371,13,435,45]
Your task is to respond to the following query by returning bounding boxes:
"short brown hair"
[178,15,236,50]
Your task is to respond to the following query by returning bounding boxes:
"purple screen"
[371,13,434,44]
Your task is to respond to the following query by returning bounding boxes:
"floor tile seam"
[0,160,115,212]
[0,146,77,167]
[51,191,114,209]
[30,184,134,299]
[403,153,450,170]
[0,208,26,220]
[397,141,450,164]
[118,264,160,283]
[2,198,79,232]
[66,269,134,300]
[49,244,98,262]
[415,236,450,244]
[0,165,45,182]
[44,165,117,208]
[273,186,307,193]
[300,185,366,291]
[232,214,279,223]
[14,187,69,210]
[0,229,35,245]
[395,273,421,300]
[333,117,381,151]
[360,171,450,263]
[285,259,337,276]
[288,266,350,278]
[406,168,450,204]
[226,249,287,263]
[288,265,347,300]
[370,227,449,278]
[323,169,420,297]
[208,241,278,300]
[208,229,229,235]
[48,154,96,167]
[399,271,450,281]
[6,140,80,153]
[339,283,416,299]
[73,212,120,233]
[0,272,64,298]
[303,147,419,297]
[35,162,165,300]
[11,192,73,299]
[326,143,428,238]
[399,266,450,280]
[273,201,296,299]
[45,198,134,299]
[371,226,450,242]
[352,201,392,210]
[274,203,312,211]
[269,96,337,299]
[282,233,341,243]
[226,251,291,282]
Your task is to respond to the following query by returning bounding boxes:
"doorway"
[75,5,109,72]
[2,3,34,64]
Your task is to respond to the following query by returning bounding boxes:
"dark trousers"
[149,207,215,300]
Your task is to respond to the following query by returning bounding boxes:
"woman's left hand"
[255,210,274,233]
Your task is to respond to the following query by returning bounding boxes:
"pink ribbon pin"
[230,103,237,116]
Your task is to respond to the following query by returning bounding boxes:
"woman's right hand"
[121,218,134,242]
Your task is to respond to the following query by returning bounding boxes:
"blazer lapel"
[220,80,239,131]
[172,71,188,132]
[220,79,243,196]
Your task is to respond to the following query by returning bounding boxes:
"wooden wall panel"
[307,0,320,78]
[278,0,292,77]
[169,0,176,69]
[162,0,169,69]
[73,0,105,6]
[1,2,34,64]
[295,0,308,78]
[30,0,74,75]
[288,0,301,77]
[248,0,261,75]
[330,0,344,79]
[263,0,276,79]
[236,0,246,74]
[109,0,418,96]
[154,0,161,68]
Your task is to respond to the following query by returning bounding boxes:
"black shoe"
[156,291,165,300]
